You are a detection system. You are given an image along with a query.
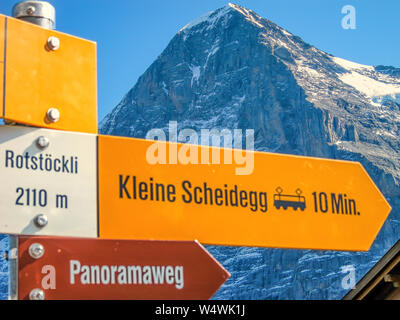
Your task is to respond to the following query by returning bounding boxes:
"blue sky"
[0,0,398,122]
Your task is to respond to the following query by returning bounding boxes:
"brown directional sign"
[17,236,230,300]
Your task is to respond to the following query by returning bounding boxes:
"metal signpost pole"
[12,1,55,30]
[8,236,18,300]
[5,1,56,300]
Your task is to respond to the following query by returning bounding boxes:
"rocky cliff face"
[3,3,398,300]
[100,3,400,300]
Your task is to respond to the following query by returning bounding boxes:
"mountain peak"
[227,2,266,27]
[178,4,235,33]
[179,3,266,33]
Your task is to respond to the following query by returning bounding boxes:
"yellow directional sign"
[0,14,97,134]
[98,135,392,251]
[0,15,4,111]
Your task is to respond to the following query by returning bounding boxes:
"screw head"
[28,243,45,259]
[36,136,50,149]
[47,36,60,51]
[26,6,36,15]
[29,288,45,300]
[46,108,60,123]
[34,214,48,228]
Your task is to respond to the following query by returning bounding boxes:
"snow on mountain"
[333,57,400,105]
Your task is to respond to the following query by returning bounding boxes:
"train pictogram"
[273,187,306,211]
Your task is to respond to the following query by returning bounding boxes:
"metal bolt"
[28,243,45,259]
[26,6,36,15]
[34,214,48,228]
[29,288,45,300]
[46,108,60,123]
[36,136,50,149]
[47,36,60,51]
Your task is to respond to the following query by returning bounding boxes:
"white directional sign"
[0,125,97,237]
